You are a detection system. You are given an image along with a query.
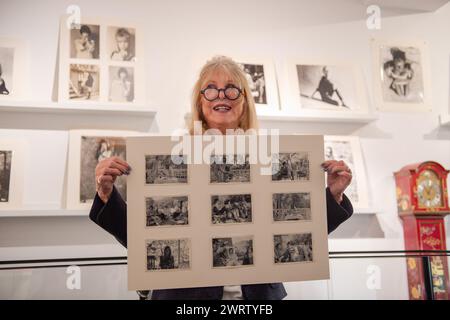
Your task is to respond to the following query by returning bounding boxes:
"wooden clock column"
[394,161,450,300]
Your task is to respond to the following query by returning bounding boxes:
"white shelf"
[0,208,89,218]
[257,111,378,124]
[439,113,450,127]
[0,100,157,131]
[0,100,157,116]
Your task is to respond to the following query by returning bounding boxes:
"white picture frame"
[0,38,28,101]
[65,129,141,210]
[57,15,145,107]
[0,139,26,211]
[284,58,371,119]
[126,134,330,290]
[324,135,370,210]
[371,38,432,112]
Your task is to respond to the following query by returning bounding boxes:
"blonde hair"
[189,55,259,135]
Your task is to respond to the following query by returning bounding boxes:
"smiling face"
[200,68,245,133]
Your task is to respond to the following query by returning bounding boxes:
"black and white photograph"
[69,64,100,100]
[211,194,252,224]
[274,233,313,264]
[380,46,424,104]
[146,196,188,226]
[108,26,136,62]
[210,154,250,183]
[146,239,190,271]
[0,47,14,95]
[145,155,188,184]
[325,140,358,203]
[239,63,266,104]
[272,192,311,221]
[272,152,310,181]
[297,64,358,110]
[80,136,126,202]
[0,151,12,203]
[109,66,134,102]
[212,236,254,268]
[70,24,100,59]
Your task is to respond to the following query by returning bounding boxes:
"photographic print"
[210,154,250,183]
[239,63,266,104]
[272,192,311,221]
[380,46,424,104]
[272,152,310,181]
[146,196,189,226]
[108,26,136,62]
[274,233,313,264]
[70,24,100,59]
[127,135,330,290]
[324,135,370,209]
[109,66,134,102]
[0,151,12,202]
[212,236,253,268]
[80,136,126,203]
[297,64,358,110]
[211,194,252,224]
[146,239,190,271]
[0,47,14,95]
[58,16,144,105]
[69,64,100,100]
[145,155,188,184]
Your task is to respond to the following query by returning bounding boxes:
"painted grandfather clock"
[394,161,450,300]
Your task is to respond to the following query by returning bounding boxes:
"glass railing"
[1,251,449,300]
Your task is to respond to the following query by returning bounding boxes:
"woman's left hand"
[321,160,352,204]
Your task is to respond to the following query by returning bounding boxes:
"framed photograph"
[324,135,370,210]
[126,134,329,290]
[0,38,28,100]
[65,129,140,210]
[232,56,279,114]
[58,15,144,106]
[371,39,432,112]
[285,58,370,118]
[0,140,26,211]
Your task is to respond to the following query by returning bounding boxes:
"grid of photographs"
[143,152,314,272]
[59,17,141,105]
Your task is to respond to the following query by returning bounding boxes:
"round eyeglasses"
[200,85,242,101]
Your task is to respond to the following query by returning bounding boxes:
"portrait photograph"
[274,233,313,264]
[109,66,134,102]
[70,24,100,59]
[272,192,311,222]
[146,239,190,271]
[66,130,139,210]
[0,47,14,96]
[212,236,254,268]
[297,64,358,110]
[107,26,136,62]
[379,46,424,104]
[272,152,310,181]
[324,135,370,209]
[210,154,250,183]
[211,194,252,224]
[79,136,126,203]
[0,151,12,203]
[69,64,100,101]
[239,63,266,104]
[146,196,189,226]
[145,155,188,184]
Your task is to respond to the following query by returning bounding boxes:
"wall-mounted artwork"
[0,38,28,101]
[372,39,432,112]
[0,140,25,211]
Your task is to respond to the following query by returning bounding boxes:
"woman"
[159,246,175,270]
[90,56,353,300]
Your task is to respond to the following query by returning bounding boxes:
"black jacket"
[89,186,353,300]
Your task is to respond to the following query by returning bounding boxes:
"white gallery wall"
[0,0,450,299]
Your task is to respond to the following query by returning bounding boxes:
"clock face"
[416,169,443,209]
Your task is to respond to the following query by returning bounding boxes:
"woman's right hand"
[95,156,131,203]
